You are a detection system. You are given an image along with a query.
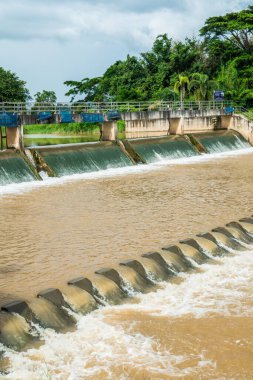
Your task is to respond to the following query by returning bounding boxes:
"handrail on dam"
[0,100,252,152]
[0,100,238,114]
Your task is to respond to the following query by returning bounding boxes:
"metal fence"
[0,100,239,114]
[234,106,253,121]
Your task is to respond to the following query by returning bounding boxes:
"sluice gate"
[0,215,253,364]
[0,130,251,184]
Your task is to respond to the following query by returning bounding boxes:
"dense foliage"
[0,67,30,102]
[65,6,253,106]
[34,90,57,103]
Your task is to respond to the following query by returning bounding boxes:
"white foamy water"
[2,249,253,379]
[129,249,253,318]
[2,314,214,379]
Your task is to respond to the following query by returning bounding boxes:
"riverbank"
[23,120,125,135]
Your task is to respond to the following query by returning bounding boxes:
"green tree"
[0,67,30,102]
[170,38,204,75]
[173,75,190,105]
[217,61,253,102]
[64,7,252,106]
[200,6,253,53]
[189,73,217,101]
[64,77,102,101]
[34,90,57,103]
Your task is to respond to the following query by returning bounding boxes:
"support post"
[101,121,118,141]
[6,125,24,150]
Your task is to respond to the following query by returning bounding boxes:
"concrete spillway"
[0,131,251,186]
[35,141,133,177]
[0,216,252,359]
[129,136,198,163]
[194,130,251,154]
[0,151,37,186]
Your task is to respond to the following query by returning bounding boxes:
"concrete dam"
[1,106,253,378]
[0,130,251,186]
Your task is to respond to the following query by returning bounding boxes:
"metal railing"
[234,106,253,121]
[0,100,239,114]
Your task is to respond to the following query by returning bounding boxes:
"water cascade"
[226,222,253,243]
[0,215,253,371]
[207,230,245,251]
[0,151,36,186]
[116,266,155,294]
[0,130,252,186]
[195,131,251,154]
[35,142,133,177]
[129,136,198,163]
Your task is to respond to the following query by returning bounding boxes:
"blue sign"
[213,90,224,101]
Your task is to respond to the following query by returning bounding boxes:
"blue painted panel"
[225,107,234,114]
[37,111,52,121]
[60,110,73,123]
[0,112,19,127]
[81,113,104,123]
[107,111,121,121]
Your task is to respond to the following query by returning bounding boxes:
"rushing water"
[0,148,253,378]
[130,137,197,163]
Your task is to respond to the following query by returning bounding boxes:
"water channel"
[0,140,253,378]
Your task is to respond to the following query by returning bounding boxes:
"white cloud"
[0,0,250,43]
[0,0,250,98]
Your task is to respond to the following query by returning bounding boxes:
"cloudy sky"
[0,0,251,100]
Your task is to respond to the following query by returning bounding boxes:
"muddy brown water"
[1,150,253,378]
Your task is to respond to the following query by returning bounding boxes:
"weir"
[0,150,37,185]
[0,130,250,184]
[0,120,251,185]
[1,215,251,357]
[193,130,251,153]
[34,142,133,177]
[128,135,198,163]
[0,102,252,186]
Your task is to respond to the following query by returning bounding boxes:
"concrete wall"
[125,118,170,138]
[121,109,225,121]
[181,116,218,134]
[228,114,253,144]
[121,109,227,139]
[101,122,117,141]
[6,126,23,150]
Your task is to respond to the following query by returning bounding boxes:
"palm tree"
[173,75,190,108]
[189,73,217,102]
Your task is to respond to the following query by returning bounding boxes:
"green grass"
[245,108,253,121]
[23,121,126,135]
[117,120,126,133]
[23,122,100,135]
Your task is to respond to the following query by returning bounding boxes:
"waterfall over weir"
[36,142,132,177]
[195,131,251,154]
[0,151,36,186]
[0,131,252,186]
[130,136,198,163]
[0,216,253,374]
